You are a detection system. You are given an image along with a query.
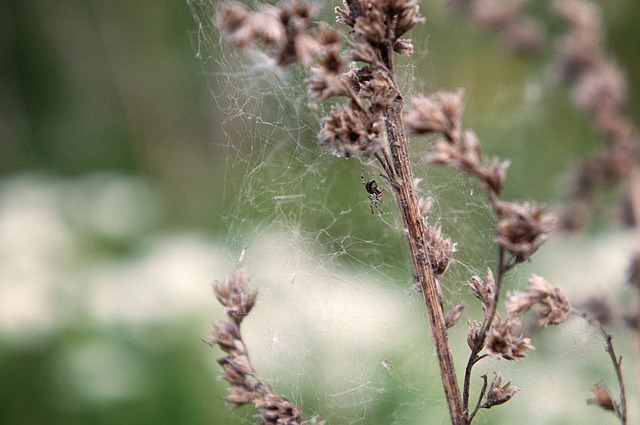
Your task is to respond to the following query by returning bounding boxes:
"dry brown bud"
[486,315,533,362]
[306,66,348,105]
[467,268,496,307]
[506,275,571,326]
[484,371,520,408]
[405,90,465,138]
[393,37,414,56]
[213,269,257,325]
[354,5,387,43]
[395,0,426,37]
[445,304,465,329]
[425,225,455,277]
[495,201,555,263]
[210,320,241,352]
[467,320,484,350]
[587,380,616,412]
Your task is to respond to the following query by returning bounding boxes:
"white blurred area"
[0,173,227,343]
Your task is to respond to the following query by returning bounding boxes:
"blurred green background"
[1,0,639,424]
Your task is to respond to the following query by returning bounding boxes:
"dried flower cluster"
[207,269,322,425]
[450,0,544,53]
[506,274,571,327]
[485,315,534,362]
[553,0,640,231]
[217,1,320,66]
[483,371,520,408]
[467,268,495,307]
[407,89,554,265]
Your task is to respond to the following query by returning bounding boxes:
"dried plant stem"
[383,101,465,425]
[467,374,489,423]
[462,248,506,416]
[572,309,628,425]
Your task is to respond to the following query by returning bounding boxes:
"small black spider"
[361,168,386,215]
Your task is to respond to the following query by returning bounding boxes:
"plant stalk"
[384,102,466,425]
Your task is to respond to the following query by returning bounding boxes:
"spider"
[361,168,387,215]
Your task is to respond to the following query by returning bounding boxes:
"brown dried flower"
[587,380,616,412]
[393,37,414,56]
[209,270,323,425]
[506,274,571,326]
[354,5,387,43]
[494,201,554,263]
[318,104,385,158]
[405,90,465,139]
[483,371,520,408]
[467,320,484,351]
[486,315,533,362]
[445,304,465,329]
[213,269,258,325]
[467,268,496,307]
[217,1,321,66]
[425,224,456,277]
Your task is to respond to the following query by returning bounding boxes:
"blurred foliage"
[1,0,639,424]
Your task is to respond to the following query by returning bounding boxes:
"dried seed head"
[484,372,520,408]
[467,268,496,307]
[507,275,571,326]
[354,5,387,43]
[318,104,368,157]
[494,201,555,263]
[486,315,534,362]
[318,104,385,158]
[405,90,465,138]
[445,304,465,329]
[306,65,348,105]
[425,225,455,277]
[587,380,615,412]
[213,269,257,325]
[365,70,398,110]
[528,275,571,326]
[217,1,321,67]
[394,0,426,37]
[467,320,484,351]
[574,62,627,115]
[255,391,307,425]
[393,37,414,56]
[209,320,241,352]
[505,292,534,317]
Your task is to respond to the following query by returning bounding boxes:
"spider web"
[185,1,639,424]
[185,1,504,424]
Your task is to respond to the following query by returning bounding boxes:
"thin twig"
[468,374,489,423]
[462,247,506,419]
[572,309,628,425]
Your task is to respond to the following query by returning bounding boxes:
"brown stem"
[462,248,506,421]
[572,309,628,425]
[467,374,489,423]
[384,100,465,425]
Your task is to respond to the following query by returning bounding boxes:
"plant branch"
[572,309,628,425]
[384,100,465,425]
[462,247,506,418]
[467,374,489,423]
